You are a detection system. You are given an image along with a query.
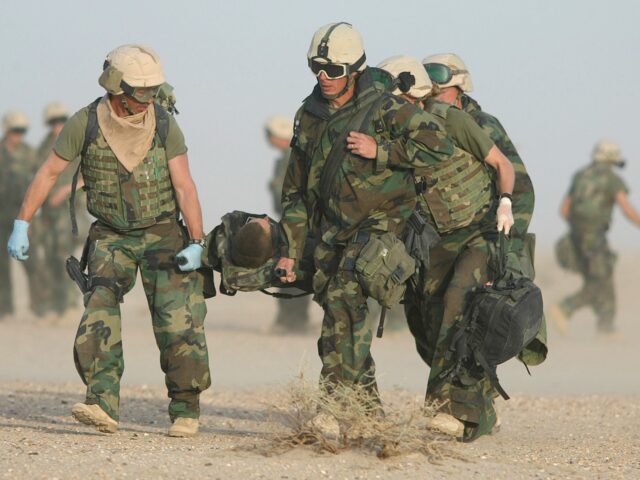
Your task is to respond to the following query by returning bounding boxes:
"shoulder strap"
[473,349,510,400]
[154,102,170,148]
[318,92,389,201]
[70,97,101,236]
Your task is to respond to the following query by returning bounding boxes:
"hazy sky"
[2,0,639,246]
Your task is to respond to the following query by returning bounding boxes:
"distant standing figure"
[552,140,640,335]
[266,116,312,333]
[36,102,89,319]
[0,111,47,319]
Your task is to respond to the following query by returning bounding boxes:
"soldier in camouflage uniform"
[265,116,312,333]
[275,23,458,406]
[424,53,548,359]
[8,45,210,437]
[552,140,640,335]
[379,56,516,440]
[0,111,48,319]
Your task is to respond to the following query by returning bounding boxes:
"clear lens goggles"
[308,58,349,80]
[424,63,468,85]
[121,83,161,103]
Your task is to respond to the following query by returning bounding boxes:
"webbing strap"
[495,232,509,281]
[70,98,101,236]
[474,349,510,400]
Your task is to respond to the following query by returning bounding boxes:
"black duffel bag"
[448,233,544,400]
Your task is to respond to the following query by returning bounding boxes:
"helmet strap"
[317,22,350,58]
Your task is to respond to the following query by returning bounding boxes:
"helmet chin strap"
[321,74,356,101]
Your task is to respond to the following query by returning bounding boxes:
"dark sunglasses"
[308,58,348,79]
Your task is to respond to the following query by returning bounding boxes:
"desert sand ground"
[1,248,639,479]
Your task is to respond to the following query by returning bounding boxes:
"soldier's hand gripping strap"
[318,92,390,202]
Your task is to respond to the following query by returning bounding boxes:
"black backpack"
[447,233,544,400]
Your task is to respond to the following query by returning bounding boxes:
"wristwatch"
[189,238,206,248]
[499,192,513,201]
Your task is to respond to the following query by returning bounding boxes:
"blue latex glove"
[7,219,30,261]
[175,243,203,272]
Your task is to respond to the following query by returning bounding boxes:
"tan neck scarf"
[96,95,156,172]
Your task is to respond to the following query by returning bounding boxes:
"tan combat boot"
[427,412,465,438]
[71,403,118,433]
[168,417,199,437]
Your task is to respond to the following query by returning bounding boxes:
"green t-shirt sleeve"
[165,115,188,160]
[610,171,629,196]
[53,107,89,161]
[445,108,495,160]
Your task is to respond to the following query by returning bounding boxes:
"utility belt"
[66,216,216,302]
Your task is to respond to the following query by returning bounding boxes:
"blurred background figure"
[0,111,47,319]
[266,115,312,333]
[36,102,89,322]
[552,140,640,337]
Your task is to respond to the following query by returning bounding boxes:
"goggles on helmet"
[424,63,468,85]
[8,127,27,135]
[121,82,161,103]
[308,58,350,80]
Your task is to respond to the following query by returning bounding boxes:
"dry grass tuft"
[262,375,461,461]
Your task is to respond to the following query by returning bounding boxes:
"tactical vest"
[77,99,176,231]
[421,102,493,234]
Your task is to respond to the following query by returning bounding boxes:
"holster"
[66,256,90,293]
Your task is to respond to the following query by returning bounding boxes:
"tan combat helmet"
[44,101,69,125]
[307,22,367,75]
[422,53,473,92]
[2,110,29,134]
[265,116,293,142]
[377,55,433,100]
[99,44,165,96]
[592,139,624,164]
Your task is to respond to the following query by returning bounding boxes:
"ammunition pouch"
[348,231,416,308]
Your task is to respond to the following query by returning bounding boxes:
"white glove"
[497,197,514,235]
